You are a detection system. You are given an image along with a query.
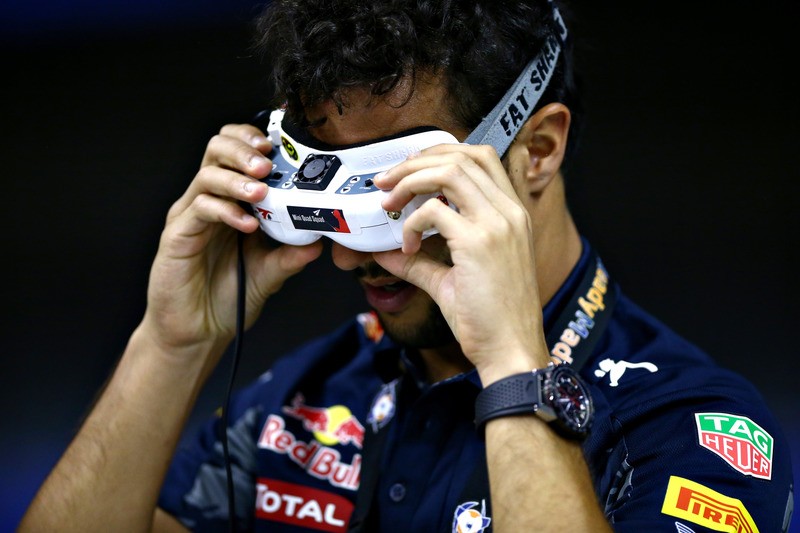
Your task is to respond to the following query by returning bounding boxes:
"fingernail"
[406,151,421,160]
[244,181,254,193]
[251,135,269,146]
[374,171,387,182]
[249,155,266,168]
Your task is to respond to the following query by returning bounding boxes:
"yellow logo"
[661,476,759,532]
[281,136,299,160]
[550,262,608,365]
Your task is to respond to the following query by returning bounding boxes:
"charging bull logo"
[452,500,491,533]
[283,393,365,449]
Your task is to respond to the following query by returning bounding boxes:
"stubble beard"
[377,298,455,349]
[354,260,455,349]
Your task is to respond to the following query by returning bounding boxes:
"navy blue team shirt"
[159,241,794,532]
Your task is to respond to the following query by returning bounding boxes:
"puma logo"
[594,358,658,387]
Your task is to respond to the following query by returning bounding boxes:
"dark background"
[1,1,797,531]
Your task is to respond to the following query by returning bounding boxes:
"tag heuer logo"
[695,413,773,480]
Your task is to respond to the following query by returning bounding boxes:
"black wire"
[221,230,246,533]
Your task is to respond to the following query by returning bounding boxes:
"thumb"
[249,239,324,300]
[374,248,450,303]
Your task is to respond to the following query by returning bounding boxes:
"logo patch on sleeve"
[452,500,491,533]
[661,476,759,532]
[357,311,384,344]
[256,478,354,532]
[695,413,773,480]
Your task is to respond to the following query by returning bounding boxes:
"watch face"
[544,366,594,434]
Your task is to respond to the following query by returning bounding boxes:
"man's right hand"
[18,123,323,533]
[140,123,323,365]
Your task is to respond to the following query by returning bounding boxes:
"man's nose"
[330,242,372,271]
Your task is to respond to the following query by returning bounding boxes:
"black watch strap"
[474,371,545,432]
[475,366,593,440]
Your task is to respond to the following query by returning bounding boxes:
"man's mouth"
[363,278,409,291]
[361,278,417,312]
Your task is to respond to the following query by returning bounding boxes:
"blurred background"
[1,1,797,531]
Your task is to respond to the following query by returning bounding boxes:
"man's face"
[304,78,470,348]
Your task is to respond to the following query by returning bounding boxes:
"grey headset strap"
[464,0,568,158]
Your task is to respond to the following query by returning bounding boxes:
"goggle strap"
[464,0,568,158]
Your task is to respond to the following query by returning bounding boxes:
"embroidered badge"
[695,412,773,480]
[593,358,658,387]
[282,393,365,449]
[660,476,759,533]
[357,311,384,343]
[366,379,397,432]
[452,500,491,533]
[256,478,353,532]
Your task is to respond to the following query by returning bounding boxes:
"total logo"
[258,394,364,491]
[256,478,354,532]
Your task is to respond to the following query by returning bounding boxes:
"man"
[19,0,793,532]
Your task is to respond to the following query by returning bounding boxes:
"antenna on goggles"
[464,0,568,158]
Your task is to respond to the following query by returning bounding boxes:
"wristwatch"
[474,364,594,439]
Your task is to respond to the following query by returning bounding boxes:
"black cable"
[221,230,247,533]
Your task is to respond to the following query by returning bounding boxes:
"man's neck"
[529,174,583,307]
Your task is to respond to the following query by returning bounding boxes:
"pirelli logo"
[661,476,759,532]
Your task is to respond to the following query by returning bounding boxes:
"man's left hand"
[373,144,550,385]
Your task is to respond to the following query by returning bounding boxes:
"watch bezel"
[541,365,594,437]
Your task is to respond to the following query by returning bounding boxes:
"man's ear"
[510,103,571,194]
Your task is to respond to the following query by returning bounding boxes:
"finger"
[170,166,269,220]
[178,193,259,240]
[248,239,324,300]
[380,159,503,217]
[373,247,449,304]
[201,133,273,178]
[377,144,518,202]
[220,123,272,153]
[422,143,516,199]
[401,196,470,254]
[381,158,521,222]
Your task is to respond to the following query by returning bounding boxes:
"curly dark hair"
[253,0,582,164]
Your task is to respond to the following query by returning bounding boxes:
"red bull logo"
[258,393,366,491]
[283,393,365,449]
[258,415,361,491]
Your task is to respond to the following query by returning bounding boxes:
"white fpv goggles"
[250,109,460,252]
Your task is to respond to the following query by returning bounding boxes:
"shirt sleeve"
[587,368,794,533]
[158,387,265,533]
